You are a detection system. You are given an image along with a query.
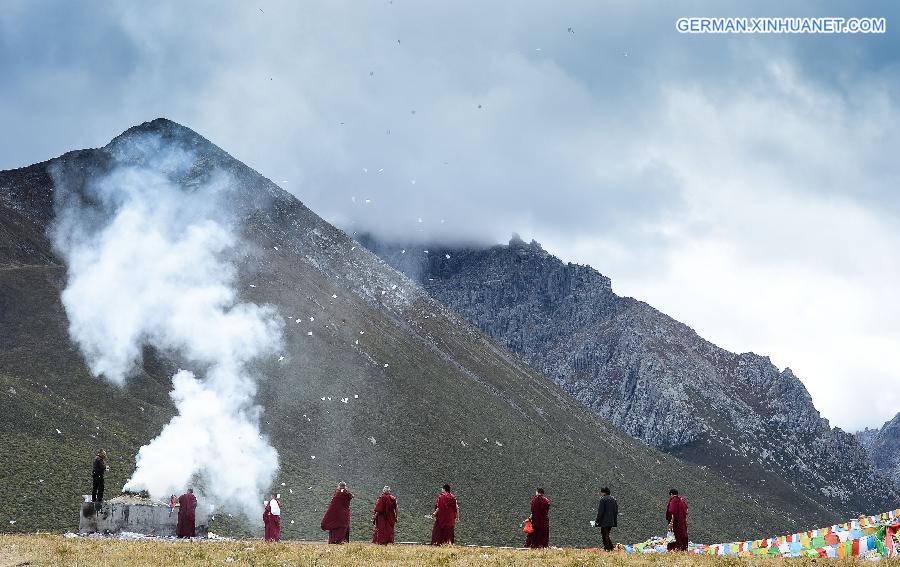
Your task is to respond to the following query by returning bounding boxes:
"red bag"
[523,518,534,534]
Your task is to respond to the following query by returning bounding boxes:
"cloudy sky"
[2,0,898,431]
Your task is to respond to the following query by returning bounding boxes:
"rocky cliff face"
[360,234,898,517]
[857,414,900,488]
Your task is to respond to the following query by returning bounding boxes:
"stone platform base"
[79,502,208,537]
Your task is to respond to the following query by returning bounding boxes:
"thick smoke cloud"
[50,134,283,520]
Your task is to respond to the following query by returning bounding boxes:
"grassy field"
[0,535,881,567]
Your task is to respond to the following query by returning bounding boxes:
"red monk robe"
[431,487,458,545]
[176,490,197,538]
[372,489,398,544]
[321,485,353,544]
[526,491,551,548]
[263,496,281,542]
[666,493,689,551]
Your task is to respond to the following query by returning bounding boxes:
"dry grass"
[0,535,886,567]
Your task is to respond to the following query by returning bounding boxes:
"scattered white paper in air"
[309,317,315,322]
[55,429,61,434]
[278,356,284,362]
[354,394,358,399]
[281,482,286,486]
[445,254,451,259]
[307,331,313,336]
[331,294,337,299]
[383,363,389,368]
[368,437,377,445]
[341,398,349,403]
[249,284,256,288]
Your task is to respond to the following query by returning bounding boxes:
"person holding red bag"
[525,487,551,548]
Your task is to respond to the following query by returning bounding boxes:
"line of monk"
[168,483,685,550]
[93,450,684,551]
[301,484,682,551]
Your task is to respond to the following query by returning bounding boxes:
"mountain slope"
[358,234,899,522]
[0,118,826,546]
[857,414,900,488]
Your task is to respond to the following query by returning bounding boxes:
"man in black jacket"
[92,450,107,503]
[595,487,618,551]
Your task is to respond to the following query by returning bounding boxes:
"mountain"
[0,118,827,546]
[857,414,900,488]
[358,234,899,522]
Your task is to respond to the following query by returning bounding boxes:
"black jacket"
[92,455,106,477]
[595,495,618,528]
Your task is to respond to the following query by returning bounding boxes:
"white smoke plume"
[50,132,283,520]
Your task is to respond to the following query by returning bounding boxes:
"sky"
[1,0,898,431]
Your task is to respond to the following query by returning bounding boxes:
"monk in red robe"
[372,486,397,544]
[176,488,197,538]
[321,482,353,544]
[431,484,458,545]
[525,487,551,548]
[666,488,689,551]
[263,493,282,542]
